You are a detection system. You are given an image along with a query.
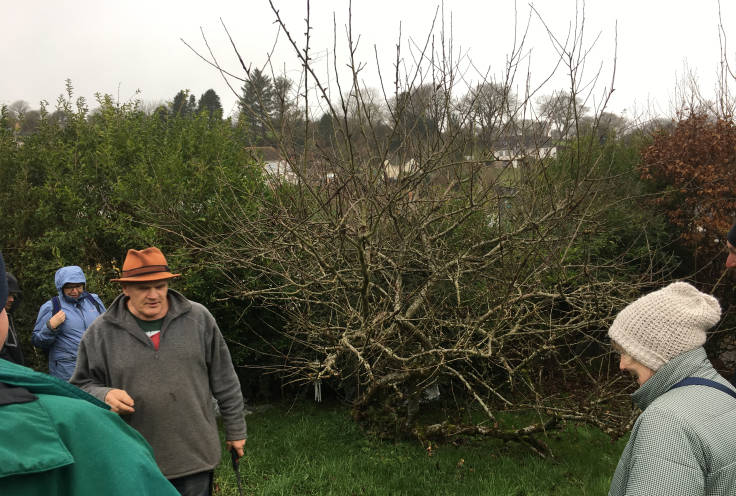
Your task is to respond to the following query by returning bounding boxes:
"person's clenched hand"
[105,388,135,414]
[48,310,66,330]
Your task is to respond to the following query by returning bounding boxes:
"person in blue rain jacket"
[32,266,105,380]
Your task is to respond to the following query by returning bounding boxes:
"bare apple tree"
[175,1,675,453]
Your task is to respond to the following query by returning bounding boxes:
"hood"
[6,272,21,312]
[6,273,20,295]
[54,266,87,295]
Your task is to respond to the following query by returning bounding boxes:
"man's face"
[4,294,14,312]
[619,353,654,386]
[0,309,7,344]
[122,280,170,320]
[727,241,736,269]
[62,283,84,299]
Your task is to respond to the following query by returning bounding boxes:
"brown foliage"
[640,113,736,262]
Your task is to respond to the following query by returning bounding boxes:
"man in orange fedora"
[71,247,246,496]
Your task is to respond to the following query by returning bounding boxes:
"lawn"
[213,403,627,495]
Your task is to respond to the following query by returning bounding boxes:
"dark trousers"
[169,470,213,496]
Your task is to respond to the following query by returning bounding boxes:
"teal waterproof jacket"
[0,359,178,496]
[609,347,736,496]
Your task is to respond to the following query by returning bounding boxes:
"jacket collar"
[631,347,710,410]
[62,291,90,305]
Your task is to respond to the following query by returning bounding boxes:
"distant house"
[245,146,341,186]
[383,158,418,181]
[245,146,298,185]
[492,135,557,168]
[263,160,298,184]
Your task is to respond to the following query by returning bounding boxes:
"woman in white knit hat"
[607,281,736,496]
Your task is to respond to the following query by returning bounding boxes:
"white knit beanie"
[608,282,721,371]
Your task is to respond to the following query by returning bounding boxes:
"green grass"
[214,403,627,495]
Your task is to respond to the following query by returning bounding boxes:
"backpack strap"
[83,293,103,315]
[669,377,736,400]
[89,296,103,315]
[51,296,61,315]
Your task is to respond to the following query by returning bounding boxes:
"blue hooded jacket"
[32,266,105,381]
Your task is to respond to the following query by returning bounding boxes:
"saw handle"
[230,447,240,471]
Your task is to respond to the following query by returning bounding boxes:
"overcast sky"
[3,0,735,120]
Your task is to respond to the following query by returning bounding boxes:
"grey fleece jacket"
[70,290,247,479]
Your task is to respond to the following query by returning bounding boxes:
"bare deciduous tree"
[176,1,676,453]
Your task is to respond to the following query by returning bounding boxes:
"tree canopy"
[640,113,736,277]
[197,89,223,119]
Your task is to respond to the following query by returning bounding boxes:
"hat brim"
[111,272,181,283]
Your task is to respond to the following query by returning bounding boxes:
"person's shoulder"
[33,299,55,323]
[654,378,733,409]
[184,300,217,324]
[187,299,210,314]
[630,404,698,457]
[169,291,209,314]
[83,303,123,336]
[641,387,716,433]
[171,296,218,330]
[37,298,53,311]
[0,360,107,407]
[83,317,104,335]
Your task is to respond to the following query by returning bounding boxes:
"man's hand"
[48,310,66,330]
[105,388,135,414]
[226,439,246,458]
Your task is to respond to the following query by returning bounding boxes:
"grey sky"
[3,1,734,120]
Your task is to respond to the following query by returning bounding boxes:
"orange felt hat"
[111,247,181,283]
